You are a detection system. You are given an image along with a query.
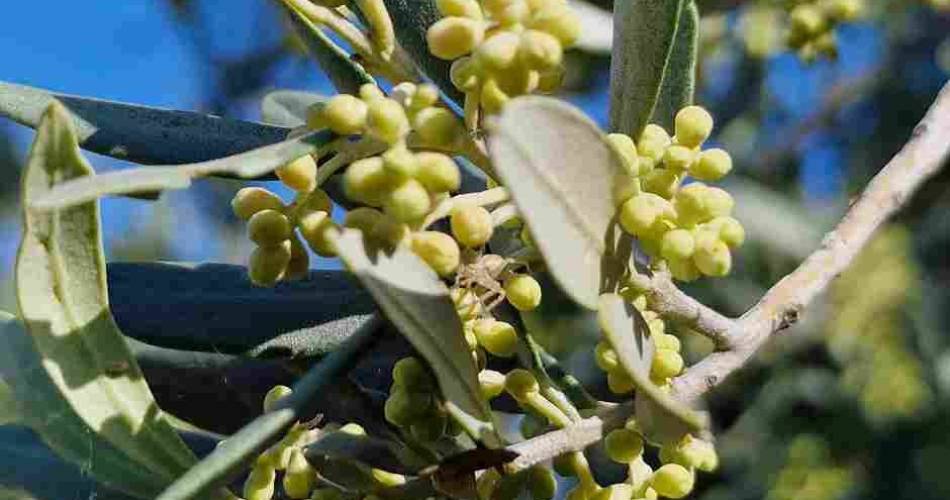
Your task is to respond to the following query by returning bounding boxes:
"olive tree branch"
[670,80,950,402]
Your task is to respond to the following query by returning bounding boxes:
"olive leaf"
[489,96,628,310]
[597,294,707,437]
[652,0,699,131]
[570,0,614,54]
[28,126,334,211]
[13,103,217,495]
[305,431,427,474]
[0,313,166,499]
[0,81,289,165]
[609,0,690,137]
[261,90,328,128]
[156,315,384,500]
[333,229,500,447]
[382,0,464,105]
[280,0,377,95]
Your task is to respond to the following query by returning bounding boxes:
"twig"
[671,81,950,402]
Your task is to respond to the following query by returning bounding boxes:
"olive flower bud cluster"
[231,154,339,287]
[786,0,864,60]
[426,0,580,119]
[383,357,458,442]
[611,105,745,282]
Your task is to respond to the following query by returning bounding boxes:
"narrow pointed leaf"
[14,103,208,492]
[652,1,699,131]
[597,294,706,436]
[156,315,383,500]
[333,230,499,446]
[489,97,627,310]
[0,313,166,498]
[382,0,463,105]
[305,431,426,474]
[29,127,334,211]
[281,1,376,94]
[0,81,289,165]
[609,0,688,137]
[261,90,328,127]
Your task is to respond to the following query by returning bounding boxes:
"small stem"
[282,0,375,58]
[421,187,510,228]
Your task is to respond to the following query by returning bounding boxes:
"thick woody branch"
[672,81,950,402]
[641,272,737,349]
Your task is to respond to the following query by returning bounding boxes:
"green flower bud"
[277,154,318,193]
[249,240,292,287]
[607,133,640,176]
[383,392,413,426]
[552,453,576,477]
[528,4,580,46]
[474,319,518,357]
[299,188,333,216]
[411,231,461,276]
[416,152,462,193]
[691,148,732,181]
[619,193,675,237]
[505,369,540,400]
[484,0,530,25]
[389,82,417,108]
[492,65,541,96]
[607,369,635,394]
[384,178,431,222]
[427,16,485,60]
[481,77,511,114]
[451,203,494,247]
[359,83,386,102]
[650,464,694,499]
[248,209,292,246]
[504,274,542,311]
[477,31,522,70]
[654,333,681,352]
[437,0,484,19]
[660,229,696,261]
[410,411,448,442]
[320,94,368,135]
[595,341,620,372]
[708,216,745,248]
[298,210,338,257]
[537,66,565,93]
[693,239,732,277]
[605,428,645,464]
[366,98,411,145]
[382,143,420,178]
[825,0,862,22]
[263,385,293,413]
[519,29,563,70]
[243,463,277,500]
[674,106,714,149]
[283,448,315,499]
[339,422,366,436]
[413,107,464,148]
[592,484,635,500]
[371,468,406,487]
[677,436,719,472]
[613,172,642,208]
[527,465,557,500]
[343,157,391,206]
[663,145,696,172]
[641,168,682,199]
[477,468,503,500]
[343,207,384,234]
[479,369,507,399]
[450,57,481,92]
[789,4,827,40]
[369,214,411,247]
[637,124,672,162]
[232,187,284,220]
[392,357,431,388]
[651,348,684,379]
[411,84,441,110]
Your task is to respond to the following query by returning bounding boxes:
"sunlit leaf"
[0,81,289,165]
[13,103,216,495]
[597,294,707,438]
[261,90,328,127]
[489,96,629,310]
[652,1,699,131]
[609,0,689,137]
[333,229,500,447]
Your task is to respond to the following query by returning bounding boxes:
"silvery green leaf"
[29,126,334,211]
[489,96,628,310]
[0,81,289,165]
[281,0,376,94]
[106,262,376,358]
[597,294,707,437]
[609,0,689,137]
[570,0,613,54]
[305,431,427,474]
[383,0,463,105]
[652,1,699,131]
[0,378,17,426]
[261,90,328,127]
[333,230,500,447]
[13,103,219,496]
[0,314,165,499]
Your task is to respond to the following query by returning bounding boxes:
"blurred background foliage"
[1,0,949,499]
